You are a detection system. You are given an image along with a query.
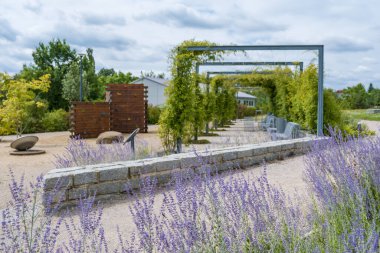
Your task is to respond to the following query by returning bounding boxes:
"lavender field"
[1,131,379,252]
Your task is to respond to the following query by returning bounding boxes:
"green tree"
[159,40,224,152]
[368,83,374,93]
[367,83,380,107]
[97,71,138,93]
[62,62,89,102]
[0,74,50,136]
[82,48,102,100]
[140,71,166,79]
[98,68,116,77]
[202,77,216,133]
[14,64,40,81]
[368,88,380,107]
[342,83,369,109]
[32,39,77,109]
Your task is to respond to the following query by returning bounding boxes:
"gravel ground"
[1,119,379,247]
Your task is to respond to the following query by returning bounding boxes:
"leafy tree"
[368,88,380,107]
[82,48,102,100]
[32,39,77,109]
[98,68,116,77]
[159,40,224,152]
[97,71,138,90]
[140,71,166,79]
[368,83,374,93]
[0,73,9,104]
[192,77,205,141]
[210,76,237,127]
[0,74,50,136]
[62,62,88,102]
[14,64,40,81]
[202,77,216,133]
[341,83,369,109]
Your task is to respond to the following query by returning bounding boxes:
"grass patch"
[200,132,219,137]
[343,109,380,121]
[188,139,211,144]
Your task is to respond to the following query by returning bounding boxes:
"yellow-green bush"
[41,109,69,132]
[147,105,162,124]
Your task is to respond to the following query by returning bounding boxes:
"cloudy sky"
[0,0,379,89]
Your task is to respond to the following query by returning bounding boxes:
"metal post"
[131,137,135,154]
[235,85,239,120]
[205,82,210,134]
[79,54,84,101]
[317,46,324,136]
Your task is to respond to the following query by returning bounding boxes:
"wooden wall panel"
[70,84,148,138]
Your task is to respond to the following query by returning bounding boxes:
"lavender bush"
[304,130,380,252]
[62,196,109,252]
[0,171,65,252]
[1,131,379,252]
[54,137,153,168]
[119,168,306,252]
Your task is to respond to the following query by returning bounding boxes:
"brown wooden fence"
[107,84,148,133]
[70,102,111,138]
[70,84,148,138]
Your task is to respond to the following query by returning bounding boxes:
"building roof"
[237,91,256,99]
[131,77,169,87]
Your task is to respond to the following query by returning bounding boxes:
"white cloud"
[354,65,371,73]
[0,0,379,89]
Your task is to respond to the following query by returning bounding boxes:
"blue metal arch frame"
[186,45,324,136]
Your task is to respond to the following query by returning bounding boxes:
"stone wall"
[43,137,316,205]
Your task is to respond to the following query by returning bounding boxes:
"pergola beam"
[200,61,303,72]
[206,70,274,78]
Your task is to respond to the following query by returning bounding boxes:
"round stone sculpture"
[96,131,124,144]
[10,150,46,156]
[10,136,39,151]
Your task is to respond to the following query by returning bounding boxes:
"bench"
[272,122,300,140]
[259,115,276,131]
[267,117,287,134]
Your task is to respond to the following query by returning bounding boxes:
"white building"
[237,91,257,107]
[131,77,169,106]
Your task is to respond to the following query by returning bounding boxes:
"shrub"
[237,104,256,118]
[41,109,69,132]
[147,104,161,124]
[304,130,380,252]
[0,170,108,252]
[54,137,152,168]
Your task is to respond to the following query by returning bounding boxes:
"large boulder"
[96,131,124,144]
[10,136,39,151]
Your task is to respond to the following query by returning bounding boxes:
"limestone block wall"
[43,137,316,205]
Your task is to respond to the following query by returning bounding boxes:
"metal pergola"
[186,45,324,136]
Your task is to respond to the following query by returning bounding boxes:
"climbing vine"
[212,66,343,132]
[158,40,224,152]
